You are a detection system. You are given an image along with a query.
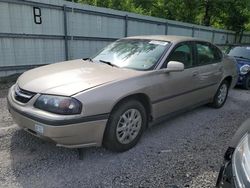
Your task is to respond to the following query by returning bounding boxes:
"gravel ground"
[0,86,249,188]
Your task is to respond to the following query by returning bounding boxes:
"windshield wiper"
[99,60,118,67]
[82,57,93,62]
[234,56,250,61]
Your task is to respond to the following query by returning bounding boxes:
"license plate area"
[35,124,44,134]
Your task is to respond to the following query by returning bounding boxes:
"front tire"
[103,100,147,152]
[210,80,229,108]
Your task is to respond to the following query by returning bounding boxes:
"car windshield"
[92,39,170,70]
[227,46,250,60]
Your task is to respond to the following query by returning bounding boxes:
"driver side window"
[168,43,193,68]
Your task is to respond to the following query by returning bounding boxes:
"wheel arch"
[110,93,153,125]
[223,75,233,87]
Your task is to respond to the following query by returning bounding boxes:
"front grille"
[14,86,36,103]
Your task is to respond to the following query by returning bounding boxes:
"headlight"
[240,65,250,75]
[232,133,250,188]
[34,95,82,115]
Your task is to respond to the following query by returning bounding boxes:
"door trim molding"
[152,82,218,104]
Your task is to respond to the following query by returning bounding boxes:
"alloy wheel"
[116,109,142,144]
[217,83,228,105]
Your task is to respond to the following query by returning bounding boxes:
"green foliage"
[66,0,250,33]
[222,0,250,33]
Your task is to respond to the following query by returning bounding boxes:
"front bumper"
[236,74,247,86]
[7,86,108,148]
[216,162,236,188]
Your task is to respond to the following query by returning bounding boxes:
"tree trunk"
[239,30,244,43]
[203,0,211,26]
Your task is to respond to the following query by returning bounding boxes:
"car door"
[193,42,224,102]
[151,42,202,119]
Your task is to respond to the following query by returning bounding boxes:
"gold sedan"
[7,35,238,152]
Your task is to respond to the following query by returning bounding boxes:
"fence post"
[165,22,168,35]
[124,15,128,37]
[234,32,237,43]
[192,26,195,37]
[212,30,215,43]
[63,5,69,61]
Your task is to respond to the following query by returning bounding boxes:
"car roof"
[124,35,208,43]
[218,43,250,47]
[234,44,250,47]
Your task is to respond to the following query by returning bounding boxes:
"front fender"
[73,73,155,117]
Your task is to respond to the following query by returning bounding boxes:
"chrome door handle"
[218,66,223,72]
[192,71,199,77]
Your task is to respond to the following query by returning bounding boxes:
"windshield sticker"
[246,47,250,50]
[149,41,169,46]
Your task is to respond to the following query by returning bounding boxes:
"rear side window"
[212,45,223,61]
[196,43,222,65]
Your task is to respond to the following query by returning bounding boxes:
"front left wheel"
[103,100,147,152]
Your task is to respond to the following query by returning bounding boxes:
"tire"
[103,100,147,152]
[210,80,229,108]
[243,75,250,90]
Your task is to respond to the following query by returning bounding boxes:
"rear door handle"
[218,66,223,72]
[192,71,199,77]
[212,63,223,72]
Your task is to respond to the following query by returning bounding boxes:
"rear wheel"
[103,100,147,152]
[243,75,250,90]
[210,80,229,108]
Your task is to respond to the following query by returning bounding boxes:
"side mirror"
[165,61,184,72]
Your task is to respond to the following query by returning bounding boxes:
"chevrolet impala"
[7,35,238,152]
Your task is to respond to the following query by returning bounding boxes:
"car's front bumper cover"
[217,161,237,188]
[237,74,247,86]
[216,147,237,188]
[7,86,108,148]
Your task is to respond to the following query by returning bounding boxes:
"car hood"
[235,57,250,67]
[17,59,144,96]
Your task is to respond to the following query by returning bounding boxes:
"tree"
[66,0,250,34]
[223,0,250,42]
[202,0,214,26]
